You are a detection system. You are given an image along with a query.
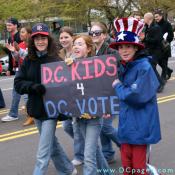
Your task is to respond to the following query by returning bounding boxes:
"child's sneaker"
[1,115,19,122]
[71,159,83,166]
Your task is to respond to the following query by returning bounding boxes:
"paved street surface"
[0,58,175,175]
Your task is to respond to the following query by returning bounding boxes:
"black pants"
[158,45,172,79]
[151,60,165,86]
[148,49,165,87]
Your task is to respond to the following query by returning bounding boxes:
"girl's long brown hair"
[28,35,58,60]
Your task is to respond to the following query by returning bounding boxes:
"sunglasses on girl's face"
[89,30,103,36]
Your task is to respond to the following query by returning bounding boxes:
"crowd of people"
[0,9,174,175]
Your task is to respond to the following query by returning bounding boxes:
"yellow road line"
[0,130,39,142]
[0,127,37,138]
[169,77,175,80]
[0,108,23,115]
[0,93,175,142]
[158,97,175,104]
[0,109,9,114]
[0,122,62,138]
[0,109,9,113]
[0,124,62,142]
[158,94,175,100]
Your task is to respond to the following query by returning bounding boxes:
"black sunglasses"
[89,30,103,36]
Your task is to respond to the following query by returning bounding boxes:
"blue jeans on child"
[8,87,21,118]
[62,118,84,162]
[78,117,110,175]
[33,119,74,175]
[8,87,28,118]
[100,115,120,161]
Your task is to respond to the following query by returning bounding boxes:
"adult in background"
[52,19,64,50]
[4,17,21,75]
[133,11,142,21]
[141,12,165,92]
[154,9,174,80]
[0,88,6,109]
[1,18,22,122]
[89,21,121,163]
[14,23,77,175]
[5,26,34,126]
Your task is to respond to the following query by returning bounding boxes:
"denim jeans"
[33,119,74,175]
[8,87,21,118]
[23,94,28,105]
[100,115,120,160]
[62,118,84,161]
[78,117,111,175]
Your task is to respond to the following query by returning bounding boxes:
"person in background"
[141,12,165,93]
[98,22,115,44]
[4,17,21,75]
[0,63,2,74]
[0,87,6,109]
[6,27,31,61]
[5,26,34,126]
[171,27,175,57]
[1,18,22,122]
[52,19,64,50]
[89,21,121,164]
[110,17,161,175]
[59,26,85,166]
[133,11,142,21]
[58,26,74,60]
[154,9,174,80]
[14,23,77,175]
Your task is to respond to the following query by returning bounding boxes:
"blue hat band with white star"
[116,31,139,43]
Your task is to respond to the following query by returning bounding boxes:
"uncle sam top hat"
[110,17,145,50]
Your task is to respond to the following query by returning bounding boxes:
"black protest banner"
[41,54,119,118]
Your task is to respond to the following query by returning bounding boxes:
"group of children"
[4,16,162,175]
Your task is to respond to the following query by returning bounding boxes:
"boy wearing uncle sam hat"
[111,17,161,175]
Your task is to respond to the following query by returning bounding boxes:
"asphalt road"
[0,58,175,175]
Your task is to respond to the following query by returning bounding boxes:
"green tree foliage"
[0,0,174,28]
[134,0,175,16]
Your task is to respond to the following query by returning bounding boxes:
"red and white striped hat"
[110,17,145,50]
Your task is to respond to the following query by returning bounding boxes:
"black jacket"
[14,54,60,120]
[144,22,163,50]
[143,22,164,62]
[157,18,174,43]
